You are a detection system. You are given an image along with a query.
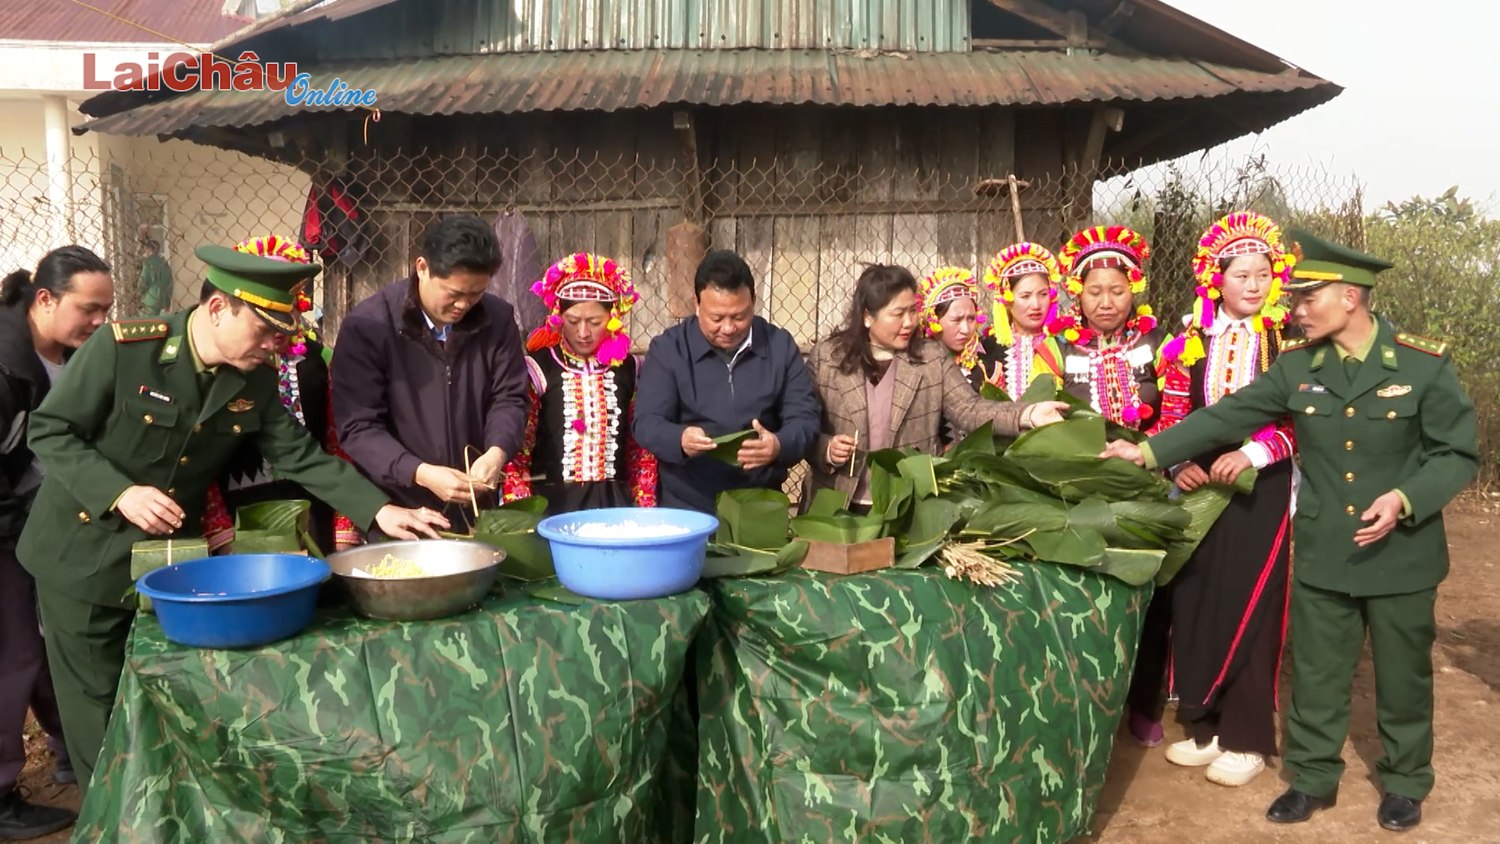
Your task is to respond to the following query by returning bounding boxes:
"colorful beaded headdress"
[1158,212,1295,368]
[1048,225,1156,344]
[526,252,639,367]
[917,267,985,371]
[1189,211,1294,332]
[982,242,1062,346]
[232,235,317,354]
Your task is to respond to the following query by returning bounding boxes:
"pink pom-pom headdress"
[1188,211,1295,334]
[526,252,639,367]
[1049,225,1156,345]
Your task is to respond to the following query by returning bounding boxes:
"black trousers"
[1180,598,1281,756]
[0,546,67,794]
[1126,583,1172,720]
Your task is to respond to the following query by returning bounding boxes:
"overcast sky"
[1161,0,1500,209]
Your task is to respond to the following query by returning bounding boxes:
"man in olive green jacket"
[1103,231,1478,833]
[18,244,448,797]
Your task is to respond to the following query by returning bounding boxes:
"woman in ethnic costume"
[1036,225,1170,746]
[981,241,1064,398]
[203,235,359,554]
[916,266,1003,392]
[1035,225,1165,429]
[916,266,1003,443]
[502,253,656,514]
[1150,212,1298,787]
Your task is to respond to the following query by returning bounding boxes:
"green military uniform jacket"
[17,308,389,607]
[1147,317,1478,597]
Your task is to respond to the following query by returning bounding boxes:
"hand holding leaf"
[737,419,781,470]
[1209,450,1253,485]
[705,428,754,464]
[1174,463,1210,492]
[1023,401,1071,429]
[1099,439,1146,466]
[682,425,717,458]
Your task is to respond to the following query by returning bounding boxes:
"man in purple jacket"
[332,215,529,533]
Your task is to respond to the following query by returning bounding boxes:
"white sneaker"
[1206,750,1266,787]
[1165,736,1223,767]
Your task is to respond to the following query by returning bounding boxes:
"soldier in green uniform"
[1102,230,1478,832]
[138,239,172,315]
[17,244,449,798]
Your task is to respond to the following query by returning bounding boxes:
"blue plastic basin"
[136,554,331,649]
[536,507,718,600]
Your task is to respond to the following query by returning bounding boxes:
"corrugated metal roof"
[1056,0,1294,76]
[217,0,970,56]
[79,48,1337,136]
[0,0,250,44]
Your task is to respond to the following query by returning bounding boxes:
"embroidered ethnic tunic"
[1042,326,1166,429]
[503,346,656,513]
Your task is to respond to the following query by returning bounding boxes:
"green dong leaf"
[714,488,791,551]
[707,429,756,465]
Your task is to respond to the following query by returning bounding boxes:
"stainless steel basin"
[325,539,504,621]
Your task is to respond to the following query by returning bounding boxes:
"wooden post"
[1081,106,1125,180]
[1066,10,1088,48]
[1008,175,1025,241]
[666,110,711,318]
[666,222,708,319]
[674,110,704,225]
[1065,106,1125,232]
[973,175,1031,243]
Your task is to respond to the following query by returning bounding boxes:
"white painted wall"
[111,138,311,314]
[0,41,191,94]
[0,83,310,315]
[0,36,308,311]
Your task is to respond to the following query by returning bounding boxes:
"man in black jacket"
[332,215,530,532]
[633,251,821,513]
[0,246,112,839]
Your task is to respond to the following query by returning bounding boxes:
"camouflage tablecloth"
[694,565,1149,844]
[76,585,709,843]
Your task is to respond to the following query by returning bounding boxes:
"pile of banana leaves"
[705,381,1252,587]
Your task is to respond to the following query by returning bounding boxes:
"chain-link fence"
[10,142,1498,486]
[0,143,1365,350]
[1,141,1382,499]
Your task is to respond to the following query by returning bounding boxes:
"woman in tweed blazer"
[803,265,1066,509]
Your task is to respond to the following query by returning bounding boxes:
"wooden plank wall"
[705,106,1049,347]
[325,105,1080,349]
[334,110,686,343]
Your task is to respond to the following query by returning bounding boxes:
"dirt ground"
[16,506,1500,843]
[1085,500,1500,844]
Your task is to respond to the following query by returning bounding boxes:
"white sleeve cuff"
[1240,441,1271,470]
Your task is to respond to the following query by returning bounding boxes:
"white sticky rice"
[567,520,693,540]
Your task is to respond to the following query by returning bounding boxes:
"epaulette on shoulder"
[1395,332,1448,357]
[110,319,170,343]
[1279,335,1316,353]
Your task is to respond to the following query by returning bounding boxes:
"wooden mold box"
[799,536,895,575]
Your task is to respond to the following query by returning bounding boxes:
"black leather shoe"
[1266,787,1337,824]
[0,789,76,840]
[1378,793,1422,831]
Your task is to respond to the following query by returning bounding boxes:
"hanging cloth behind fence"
[490,210,547,333]
[300,175,370,268]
